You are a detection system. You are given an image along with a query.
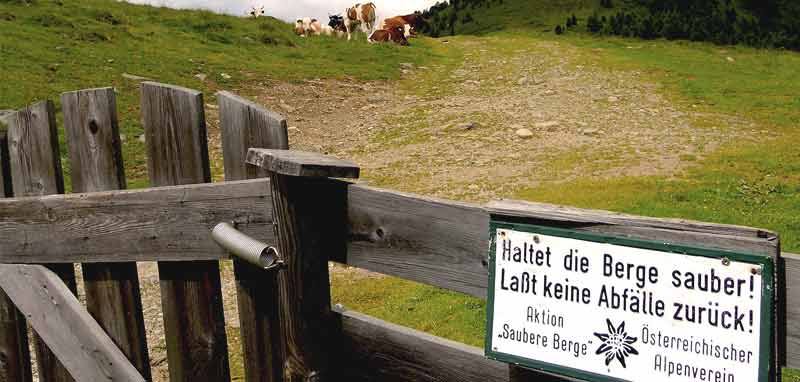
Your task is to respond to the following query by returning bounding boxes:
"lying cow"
[294,17,322,37]
[368,26,409,46]
[344,2,377,40]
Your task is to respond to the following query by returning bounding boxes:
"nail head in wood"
[246,149,359,179]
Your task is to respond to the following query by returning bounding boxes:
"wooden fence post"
[4,101,76,382]
[0,113,33,382]
[141,82,230,381]
[61,87,152,380]
[218,91,288,382]
[246,149,359,382]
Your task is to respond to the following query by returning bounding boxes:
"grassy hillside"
[0,0,434,188]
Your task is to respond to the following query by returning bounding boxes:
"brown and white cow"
[368,26,409,46]
[344,2,377,40]
[380,12,424,38]
[294,17,322,37]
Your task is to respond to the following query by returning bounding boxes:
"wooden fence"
[0,82,790,382]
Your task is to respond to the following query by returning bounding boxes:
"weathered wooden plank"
[336,307,508,382]
[347,185,491,298]
[218,91,288,181]
[219,91,286,382]
[142,82,230,382]
[0,179,272,263]
[5,101,76,382]
[5,101,64,197]
[247,149,359,179]
[783,252,800,369]
[141,82,211,186]
[61,87,152,381]
[268,172,352,381]
[0,264,145,382]
[0,122,32,382]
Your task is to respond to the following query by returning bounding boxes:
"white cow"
[247,6,265,18]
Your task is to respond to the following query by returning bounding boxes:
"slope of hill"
[0,0,433,187]
[420,0,800,50]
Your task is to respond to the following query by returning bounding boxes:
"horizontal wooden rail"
[0,180,796,367]
[0,264,145,381]
[0,179,272,263]
[335,307,509,382]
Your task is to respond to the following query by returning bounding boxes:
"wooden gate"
[0,83,790,381]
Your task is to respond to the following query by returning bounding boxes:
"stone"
[518,77,530,86]
[458,122,478,131]
[220,73,232,79]
[608,96,620,103]
[534,121,560,130]
[119,134,126,143]
[194,73,207,81]
[516,128,534,139]
[581,128,601,136]
[288,126,300,132]
[400,62,414,70]
[206,103,218,110]
[726,56,735,62]
[122,73,152,82]
[367,95,385,103]
[279,101,295,113]
[138,134,146,143]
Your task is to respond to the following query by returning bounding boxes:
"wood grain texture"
[4,101,64,197]
[219,92,286,382]
[141,82,211,186]
[270,175,348,382]
[141,82,230,382]
[0,133,32,382]
[0,265,145,382]
[0,180,272,263]
[218,91,288,182]
[62,87,152,381]
[335,307,508,382]
[347,185,490,298]
[783,252,800,368]
[247,149,359,178]
[5,101,76,382]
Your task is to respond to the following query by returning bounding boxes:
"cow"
[294,18,322,37]
[368,26,409,46]
[327,15,348,38]
[344,3,377,41]
[380,12,425,37]
[248,6,265,18]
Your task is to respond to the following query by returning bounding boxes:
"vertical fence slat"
[218,91,287,382]
[61,87,152,381]
[5,101,76,382]
[0,113,33,382]
[141,82,230,382]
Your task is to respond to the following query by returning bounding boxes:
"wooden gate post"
[61,87,151,380]
[246,149,359,382]
[0,112,33,382]
[218,91,288,382]
[4,101,76,382]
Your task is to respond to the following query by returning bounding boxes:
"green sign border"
[484,220,775,382]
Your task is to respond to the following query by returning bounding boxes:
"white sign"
[487,227,768,382]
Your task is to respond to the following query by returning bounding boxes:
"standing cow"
[248,6,265,18]
[344,3,377,40]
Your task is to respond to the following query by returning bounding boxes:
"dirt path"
[229,36,751,203]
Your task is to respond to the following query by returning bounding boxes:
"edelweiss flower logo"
[593,319,639,368]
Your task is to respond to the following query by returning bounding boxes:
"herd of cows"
[249,3,424,46]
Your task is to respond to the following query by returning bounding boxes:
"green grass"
[0,0,436,189]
